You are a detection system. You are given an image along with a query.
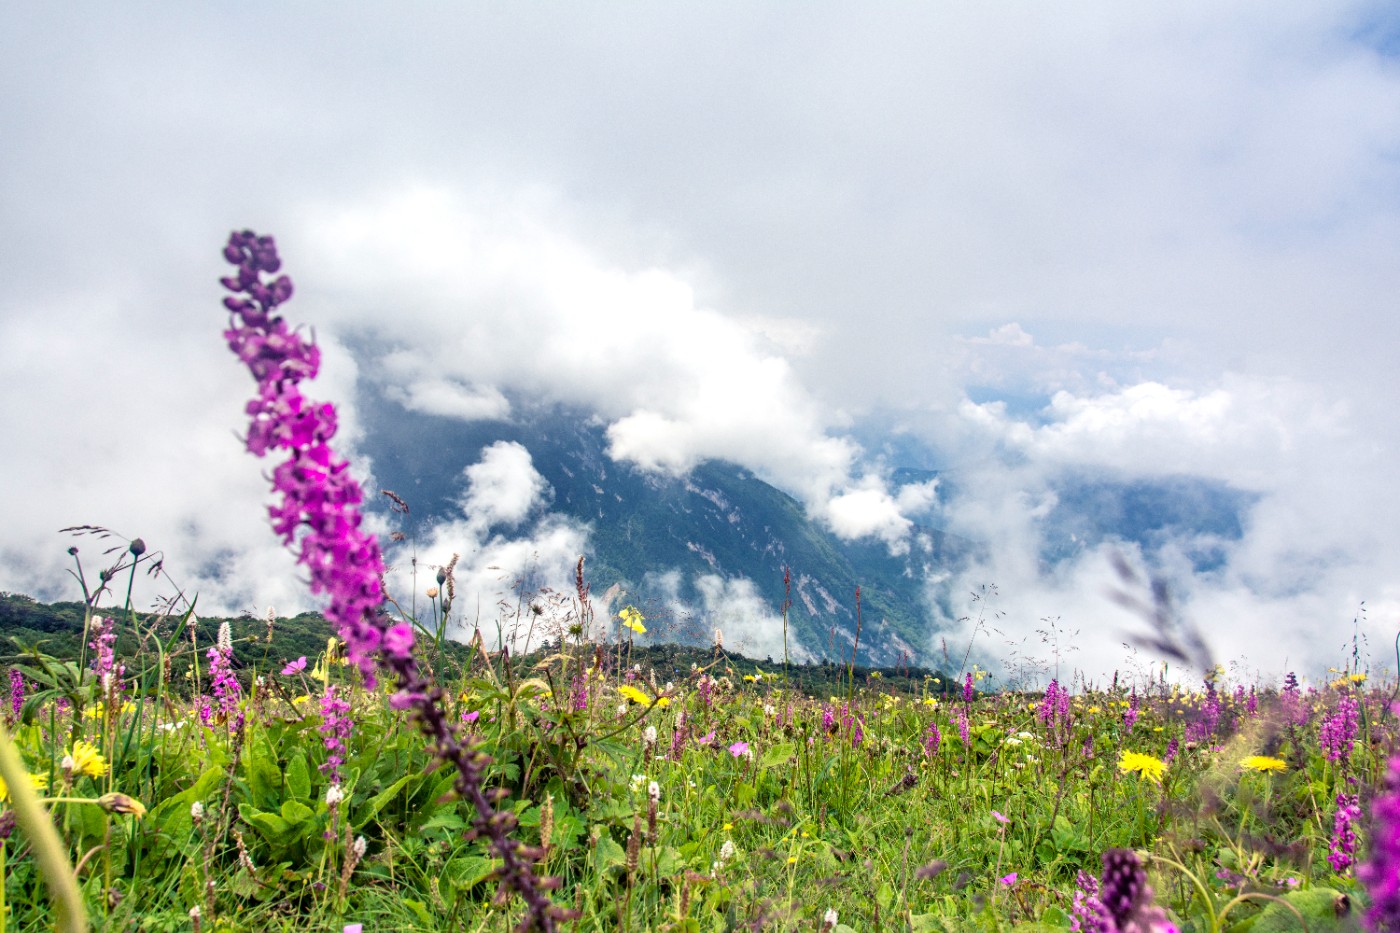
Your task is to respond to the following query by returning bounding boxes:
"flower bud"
[97,792,147,818]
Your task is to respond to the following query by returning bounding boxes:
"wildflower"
[191,800,205,824]
[719,840,736,862]
[1071,869,1111,932]
[618,606,646,634]
[1098,849,1175,932]
[96,792,147,818]
[68,740,108,779]
[1000,872,1018,886]
[1330,792,1361,873]
[923,721,941,757]
[728,741,750,758]
[963,673,974,703]
[8,669,23,720]
[325,784,345,807]
[618,685,650,705]
[991,810,1010,825]
[0,768,47,803]
[630,774,646,794]
[220,231,562,929]
[319,684,353,783]
[1320,694,1360,765]
[282,657,308,675]
[822,908,838,931]
[643,725,657,748]
[1360,755,1400,929]
[1118,751,1167,786]
[647,780,660,802]
[1240,756,1286,774]
[1123,689,1139,731]
[204,624,241,730]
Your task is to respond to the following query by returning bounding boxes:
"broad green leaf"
[240,805,293,846]
[759,742,796,770]
[285,754,311,801]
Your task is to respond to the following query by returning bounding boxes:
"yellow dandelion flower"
[96,792,147,818]
[1241,756,1286,774]
[1118,750,1167,785]
[68,740,108,779]
[1350,673,1367,683]
[618,685,650,705]
[0,769,48,803]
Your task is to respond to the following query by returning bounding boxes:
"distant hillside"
[359,395,967,666]
[0,593,960,700]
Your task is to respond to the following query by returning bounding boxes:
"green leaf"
[280,799,315,829]
[594,831,627,875]
[357,773,415,825]
[444,855,499,893]
[285,754,311,801]
[758,742,797,770]
[240,805,293,846]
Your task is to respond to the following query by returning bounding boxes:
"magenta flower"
[923,721,941,757]
[281,657,308,675]
[8,669,24,721]
[728,741,750,757]
[1330,791,1361,874]
[319,684,353,783]
[999,872,1017,886]
[1361,755,1400,930]
[991,810,1010,825]
[1320,694,1360,765]
[220,231,564,930]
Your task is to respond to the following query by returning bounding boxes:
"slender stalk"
[0,720,86,933]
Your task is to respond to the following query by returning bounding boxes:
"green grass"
[0,588,1388,932]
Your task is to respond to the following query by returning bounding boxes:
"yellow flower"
[1241,756,1286,774]
[1087,706,1101,714]
[68,740,108,779]
[0,769,47,803]
[618,685,651,705]
[1118,750,1167,785]
[1350,673,1367,683]
[618,606,646,634]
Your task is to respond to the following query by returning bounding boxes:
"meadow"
[0,230,1395,932]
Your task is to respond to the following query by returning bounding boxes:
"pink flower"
[281,657,307,675]
[728,741,750,757]
[1000,872,1017,886]
[991,810,1010,825]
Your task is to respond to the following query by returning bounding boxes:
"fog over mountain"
[4,4,1400,683]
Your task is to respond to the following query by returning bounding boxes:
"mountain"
[358,392,964,666]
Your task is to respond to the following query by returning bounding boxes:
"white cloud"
[458,441,550,536]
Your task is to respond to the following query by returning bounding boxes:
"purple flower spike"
[219,231,565,931]
[1361,755,1400,931]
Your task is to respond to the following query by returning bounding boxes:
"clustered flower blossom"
[8,669,24,722]
[923,721,941,757]
[202,622,241,731]
[319,684,353,784]
[956,706,971,748]
[1093,849,1178,932]
[1320,694,1360,765]
[220,231,564,930]
[963,673,975,703]
[89,615,124,697]
[1123,689,1139,732]
[1330,791,1361,873]
[1361,755,1400,931]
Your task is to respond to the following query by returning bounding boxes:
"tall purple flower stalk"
[319,684,353,784]
[7,669,23,721]
[956,706,970,747]
[203,622,241,730]
[1361,755,1400,931]
[89,615,124,698]
[1039,680,1061,726]
[963,673,975,703]
[1330,791,1361,874]
[923,721,941,757]
[1320,694,1360,765]
[1097,849,1178,932]
[220,230,563,930]
[1123,689,1139,732]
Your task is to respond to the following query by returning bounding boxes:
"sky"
[4,3,1400,682]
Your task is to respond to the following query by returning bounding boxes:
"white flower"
[630,774,646,794]
[1004,737,1023,747]
[824,908,838,927]
[764,704,776,716]
[617,703,629,717]
[217,621,232,653]
[190,801,204,822]
[1016,731,1035,741]
[648,780,660,801]
[643,726,658,748]
[352,835,367,859]
[719,839,736,863]
[325,784,345,807]
[665,681,675,692]
[189,906,202,920]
